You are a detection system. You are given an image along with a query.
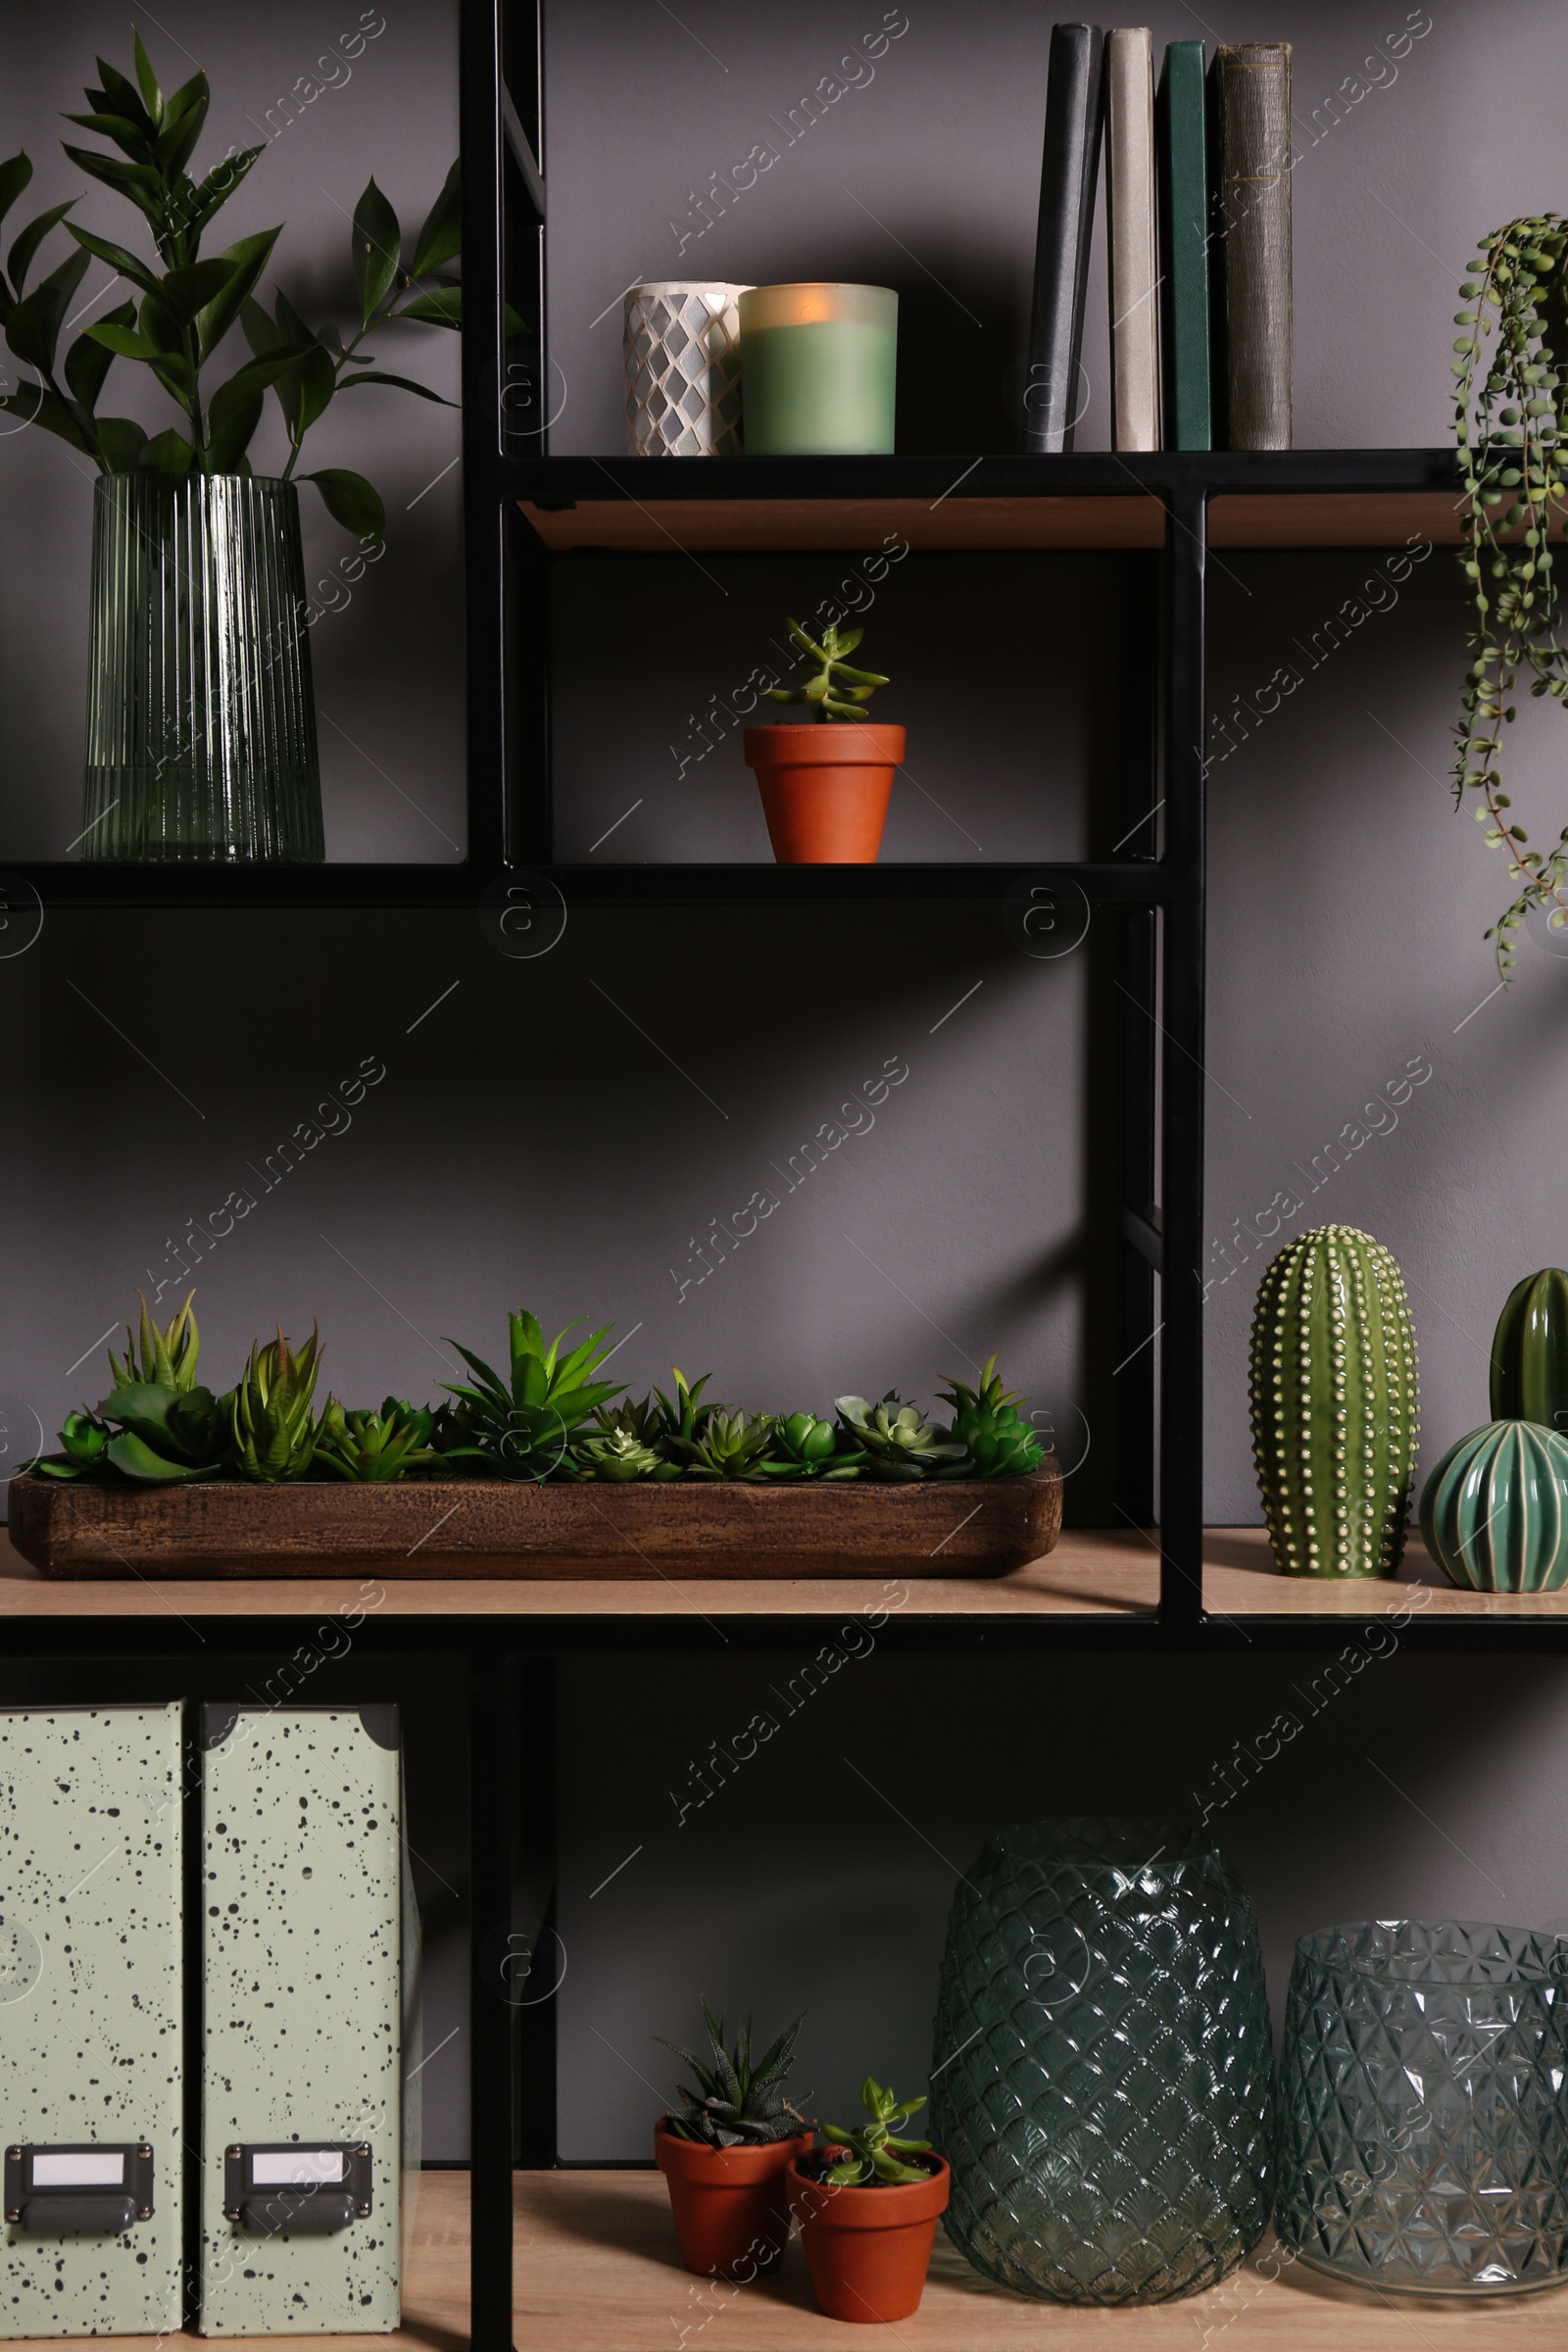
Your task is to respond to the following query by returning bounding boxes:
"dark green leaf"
[145,351,198,406]
[131,30,164,127]
[61,143,164,218]
[6,245,91,374]
[181,143,262,238]
[0,151,33,230]
[61,111,155,162]
[156,74,210,179]
[291,341,337,435]
[351,176,400,325]
[410,158,461,278]
[91,57,153,131]
[270,287,318,435]
[7,200,76,299]
[193,223,280,361]
[204,371,263,470]
[95,414,148,470]
[84,320,164,361]
[396,285,463,328]
[154,257,235,329]
[308,466,386,538]
[137,425,193,479]
[64,220,162,298]
[336,368,455,405]
[0,381,96,454]
[239,293,277,359]
[64,297,132,412]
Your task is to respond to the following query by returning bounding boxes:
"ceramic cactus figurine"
[1420,1419,1568,1592]
[1491,1267,1568,1433]
[1249,1224,1419,1578]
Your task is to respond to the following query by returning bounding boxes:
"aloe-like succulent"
[836,1393,965,1481]
[762,1410,864,1480]
[108,1290,201,1392]
[818,2077,932,2186]
[651,1367,717,1451]
[226,1327,324,1483]
[658,2003,808,2149]
[442,1310,624,1480]
[567,1397,682,1482]
[763,617,889,722]
[675,1408,781,1481]
[939,1358,1045,1478]
[317,1396,447,1482]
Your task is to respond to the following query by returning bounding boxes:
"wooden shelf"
[1,1523,1559,1623]
[512,2172,1566,2349]
[0,2170,466,2352]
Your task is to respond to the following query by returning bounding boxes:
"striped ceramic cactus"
[1491,1266,1568,1433]
[1420,1420,1568,1592]
[1249,1224,1419,1578]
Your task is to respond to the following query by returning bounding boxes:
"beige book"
[1106,27,1160,451]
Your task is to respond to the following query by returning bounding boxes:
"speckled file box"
[0,1703,183,2338]
[197,1703,417,2336]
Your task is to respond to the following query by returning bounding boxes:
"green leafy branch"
[0,29,470,537]
[1452,215,1568,978]
[763,618,889,721]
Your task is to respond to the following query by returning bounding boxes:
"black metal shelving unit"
[2,4,1523,2349]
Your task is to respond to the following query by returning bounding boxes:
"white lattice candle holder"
[624,281,750,457]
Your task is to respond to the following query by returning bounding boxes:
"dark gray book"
[1207,41,1293,449]
[1023,23,1104,454]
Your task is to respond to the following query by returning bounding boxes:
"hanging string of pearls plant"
[1453,215,1568,977]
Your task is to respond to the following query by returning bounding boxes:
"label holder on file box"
[4,2142,154,2233]
[223,2143,371,2236]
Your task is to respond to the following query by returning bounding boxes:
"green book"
[1156,40,1211,449]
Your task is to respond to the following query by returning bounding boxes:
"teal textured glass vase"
[929,1819,1274,2304]
[1276,1921,1568,2292]
[82,473,323,860]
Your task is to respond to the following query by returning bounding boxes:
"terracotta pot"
[655,2118,811,2280]
[787,2152,950,2324]
[743,722,906,863]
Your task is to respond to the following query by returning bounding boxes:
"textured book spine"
[1106,27,1159,453]
[1156,40,1210,449]
[1023,23,1104,454]
[1209,41,1292,449]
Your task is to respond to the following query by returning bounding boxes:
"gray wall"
[4,0,1568,2161]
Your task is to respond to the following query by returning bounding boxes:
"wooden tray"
[6,1465,1062,1581]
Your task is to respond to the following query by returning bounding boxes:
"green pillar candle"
[739,283,898,455]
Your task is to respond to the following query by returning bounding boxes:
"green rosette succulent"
[835,1393,965,1481]
[674,1408,780,1481]
[939,1358,1046,1478]
[658,2003,808,2149]
[317,1396,447,1481]
[33,1410,113,1481]
[566,1397,682,1482]
[226,1327,324,1483]
[442,1309,623,1480]
[761,1410,864,1480]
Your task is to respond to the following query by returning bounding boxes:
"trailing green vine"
[1453,216,1568,978]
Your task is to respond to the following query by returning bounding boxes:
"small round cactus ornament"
[1420,1419,1568,1592]
[1248,1224,1419,1578]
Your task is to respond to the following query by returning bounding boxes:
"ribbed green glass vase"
[82,473,323,861]
[1419,1419,1568,1591]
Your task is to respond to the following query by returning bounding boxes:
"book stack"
[1023,24,1292,453]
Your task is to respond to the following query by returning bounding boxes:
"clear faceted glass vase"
[930,1818,1275,2304]
[1276,1920,1568,2294]
[82,472,323,860]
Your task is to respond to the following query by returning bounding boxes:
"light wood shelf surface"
[1,1524,1563,1622]
[0,2170,466,2352]
[513,2172,1568,2349]
[519,488,1489,558]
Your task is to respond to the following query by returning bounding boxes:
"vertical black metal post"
[514,1654,558,2165]
[1115,555,1160,1528]
[461,0,507,870]
[469,1644,516,2352]
[1158,486,1207,1630]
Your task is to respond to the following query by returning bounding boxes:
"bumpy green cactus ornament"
[1249,1224,1419,1578]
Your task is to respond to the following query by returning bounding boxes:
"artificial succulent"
[658,2002,808,2149]
[108,1290,201,1391]
[762,1410,863,1480]
[939,1357,1045,1478]
[673,1407,781,1481]
[835,1393,965,1481]
[226,1327,325,1482]
[442,1309,624,1479]
[317,1396,448,1482]
[566,1396,682,1482]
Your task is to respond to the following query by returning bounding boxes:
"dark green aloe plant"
[764,618,889,721]
[1452,216,1568,975]
[442,1311,624,1479]
[0,30,466,536]
[227,1328,326,1483]
[37,1289,224,1482]
[318,1397,448,1482]
[657,2003,808,2148]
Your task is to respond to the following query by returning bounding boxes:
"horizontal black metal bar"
[7,859,1173,910]
[503,448,1463,510]
[2,1606,1565,1657]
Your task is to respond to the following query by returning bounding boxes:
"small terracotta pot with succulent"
[744,617,905,863]
[788,2076,949,2324]
[653,2002,811,2282]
